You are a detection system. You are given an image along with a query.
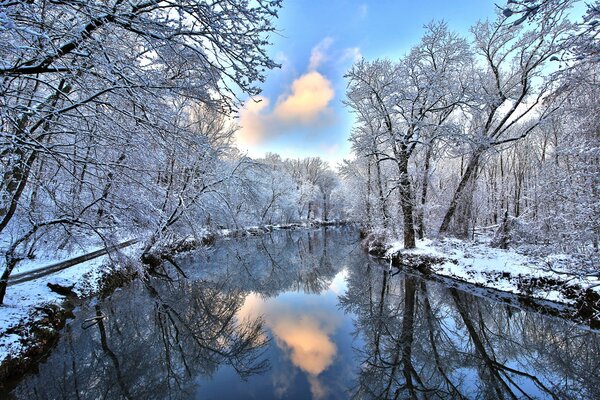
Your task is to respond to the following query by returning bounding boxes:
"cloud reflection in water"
[238,270,348,399]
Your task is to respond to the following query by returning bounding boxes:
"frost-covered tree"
[345,22,472,248]
[282,157,336,221]
[438,7,574,237]
[342,6,596,260]
[0,0,282,304]
[502,0,598,64]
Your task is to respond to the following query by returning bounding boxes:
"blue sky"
[235,0,499,165]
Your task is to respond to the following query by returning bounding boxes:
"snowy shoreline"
[370,237,600,329]
[0,221,353,391]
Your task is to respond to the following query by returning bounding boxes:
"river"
[9,227,600,399]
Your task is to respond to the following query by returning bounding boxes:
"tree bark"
[396,150,416,248]
[0,151,37,234]
[366,159,372,229]
[439,150,482,236]
[416,145,432,239]
[375,154,390,230]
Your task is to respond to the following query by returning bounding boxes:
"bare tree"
[345,22,471,248]
[438,7,574,236]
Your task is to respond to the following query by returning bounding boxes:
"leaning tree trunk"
[439,150,482,236]
[0,151,37,234]
[453,180,476,239]
[0,255,20,305]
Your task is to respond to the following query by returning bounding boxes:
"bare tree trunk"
[454,183,475,238]
[397,152,416,248]
[415,145,432,239]
[366,159,372,229]
[0,151,37,234]
[96,151,127,221]
[375,154,390,230]
[439,150,482,236]
[0,256,20,305]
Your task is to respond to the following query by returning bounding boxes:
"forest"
[342,5,598,252]
[1,0,597,297]
[0,0,599,396]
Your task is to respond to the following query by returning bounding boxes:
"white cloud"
[309,37,334,71]
[237,70,335,146]
[340,47,362,64]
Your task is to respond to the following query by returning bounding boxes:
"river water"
[9,227,600,399]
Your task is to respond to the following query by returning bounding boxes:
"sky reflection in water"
[8,228,600,400]
[196,270,358,400]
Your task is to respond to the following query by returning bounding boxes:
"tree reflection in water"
[12,277,269,399]
[340,262,600,400]
[10,228,358,399]
[8,228,600,399]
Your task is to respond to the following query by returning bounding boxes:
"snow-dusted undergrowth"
[386,237,600,307]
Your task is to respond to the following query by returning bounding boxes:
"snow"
[0,224,332,365]
[386,237,600,306]
[0,242,142,364]
[7,235,137,276]
[386,238,446,259]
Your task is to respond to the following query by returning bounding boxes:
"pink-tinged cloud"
[237,71,335,146]
[272,314,337,375]
[274,71,334,124]
[236,292,341,400]
[237,96,270,146]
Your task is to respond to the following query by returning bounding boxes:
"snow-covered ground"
[0,242,143,365]
[386,238,600,307]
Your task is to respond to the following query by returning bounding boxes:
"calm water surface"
[10,228,600,399]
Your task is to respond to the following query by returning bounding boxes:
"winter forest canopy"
[0,0,599,304]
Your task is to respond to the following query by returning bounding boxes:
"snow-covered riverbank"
[378,237,600,327]
[0,241,142,385]
[0,221,352,382]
